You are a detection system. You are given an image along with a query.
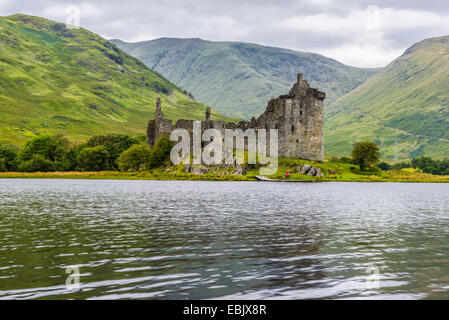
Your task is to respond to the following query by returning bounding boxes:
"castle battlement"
[147,74,325,161]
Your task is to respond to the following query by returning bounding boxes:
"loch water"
[0,179,448,299]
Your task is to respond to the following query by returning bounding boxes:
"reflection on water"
[0,179,448,299]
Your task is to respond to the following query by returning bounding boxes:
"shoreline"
[1,171,448,183]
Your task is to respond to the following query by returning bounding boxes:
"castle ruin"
[147,74,325,161]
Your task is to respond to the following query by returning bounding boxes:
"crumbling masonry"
[147,74,325,161]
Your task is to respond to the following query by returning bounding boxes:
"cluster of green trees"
[2,136,447,176]
[337,142,448,176]
[381,156,449,175]
[0,134,173,172]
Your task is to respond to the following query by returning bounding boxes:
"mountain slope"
[0,15,232,145]
[111,38,379,119]
[326,36,449,160]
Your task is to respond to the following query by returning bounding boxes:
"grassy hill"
[111,38,379,119]
[326,36,449,160]
[0,15,232,146]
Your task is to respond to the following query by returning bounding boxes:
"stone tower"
[146,97,173,145]
[155,97,163,119]
[256,73,325,160]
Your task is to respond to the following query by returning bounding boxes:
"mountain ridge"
[111,37,380,119]
[325,35,449,160]
[0,15,232,145]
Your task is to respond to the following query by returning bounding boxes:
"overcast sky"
[2,0,449,67]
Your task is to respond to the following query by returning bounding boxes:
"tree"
[149,135,173,169]
[86,134,139,169]
[77,146,110,171]
[16,134,71,172]
[411,156,435,170]
[18,154,55,172]
[439,159,449,174]
[423,167,433,174]
[0,143,18,171]
[117,144,152,171]
[18,134,69,163]
[351,142,381,171]
[0,158,6,172]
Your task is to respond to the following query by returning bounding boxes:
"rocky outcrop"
[233,167,243,176]
[301,164,311,174]
[293,164,324,177]
[192,166,209,175]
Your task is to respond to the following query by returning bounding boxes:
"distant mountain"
[111,38,379,119]
[0,15,232,145]
[326,36,449,160]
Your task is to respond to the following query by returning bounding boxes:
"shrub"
[329,156,352,163]
[150,81,172,95]
[351,142,380,170]
[77,146,110,171]
[423,167,434,174]
[339,156,352,164]
[377,162,392,171]
[431,168,442,175]
[350,165,381,175]
[149,135,173,169]
[117,144,152,171]
[18,154,55,172]
[393,161,411,170]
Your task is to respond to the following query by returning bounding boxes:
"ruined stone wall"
[147,74,325,161]
[147,97,173,145]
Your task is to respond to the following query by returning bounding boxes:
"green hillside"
[326,36,449,160]
[0,15,232,146]
[111,38,379,119]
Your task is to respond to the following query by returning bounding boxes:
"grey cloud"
[1,0,449,67]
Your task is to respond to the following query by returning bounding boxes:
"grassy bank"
[1,158,448,183]
[0,171,253,181]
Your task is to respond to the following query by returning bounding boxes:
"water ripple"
[0,179,448,299]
